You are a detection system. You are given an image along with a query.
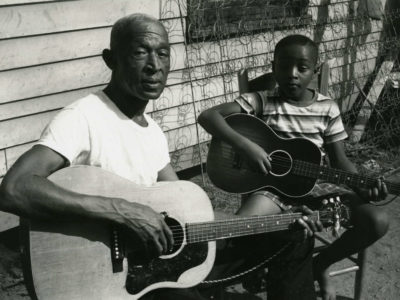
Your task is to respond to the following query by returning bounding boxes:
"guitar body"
[207,114,322,197]
[21,166,215,300]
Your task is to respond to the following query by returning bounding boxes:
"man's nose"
[146,52,161,72]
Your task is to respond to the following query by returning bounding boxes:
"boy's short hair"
[274,35,319,63]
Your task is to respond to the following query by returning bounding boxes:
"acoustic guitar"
[206,113,400,197]
[21,166,347,300]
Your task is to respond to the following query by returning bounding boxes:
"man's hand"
[111,199,174,257]
[356,177,388,202]
[237,138,271,175]
[279,205,323,242]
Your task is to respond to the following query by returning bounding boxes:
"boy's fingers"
[258,162,268,174]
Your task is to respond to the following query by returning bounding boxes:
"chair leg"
[354,248,368,300]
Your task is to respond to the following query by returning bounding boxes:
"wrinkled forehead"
[128,20,168,40]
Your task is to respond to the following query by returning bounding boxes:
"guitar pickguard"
[126,243,208,294]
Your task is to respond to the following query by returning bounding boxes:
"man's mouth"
[142,80,162,89]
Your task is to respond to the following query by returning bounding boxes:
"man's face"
[273,44,317,100]
[113,21,170,101]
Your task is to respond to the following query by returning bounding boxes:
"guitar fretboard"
[292,160,400,195]
[185,212,317,243]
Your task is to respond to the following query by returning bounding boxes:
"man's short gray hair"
[110,13,165,52]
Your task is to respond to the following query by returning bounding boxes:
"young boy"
[198,34,389,300]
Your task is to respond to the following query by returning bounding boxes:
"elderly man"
[0,13,177,258]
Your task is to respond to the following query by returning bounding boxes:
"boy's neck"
[279,88,316,107]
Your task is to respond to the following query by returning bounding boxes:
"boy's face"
[112,20,170,101]
[273,44,317,101]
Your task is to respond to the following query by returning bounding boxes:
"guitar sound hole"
[270,150,292,176]
[165,217,184,254]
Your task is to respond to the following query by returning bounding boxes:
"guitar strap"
[200,242,291,285]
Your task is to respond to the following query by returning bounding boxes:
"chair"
[237,62,367,300]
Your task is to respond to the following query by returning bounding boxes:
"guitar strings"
[214,146,400,191]
[161,210,343,242]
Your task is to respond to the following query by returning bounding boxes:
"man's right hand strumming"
[110,199,174,257]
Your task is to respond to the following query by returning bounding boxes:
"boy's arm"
[325,140,387,202]
[198,102,271,174]
[0,145,174,255]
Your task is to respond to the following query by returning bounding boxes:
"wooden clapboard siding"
[165,123,208,153]
[0,0,155,39]
[5,142,35,171]
[0,57,110,103]
[0,42,185,104]
[0,111,57,149]
[0,28,111,71]
[152,104,196,132]
[0,86,104,121]
[155,75,225,111]
[0,23,184,71]
[0,0,54,5]
[0,149,6,177]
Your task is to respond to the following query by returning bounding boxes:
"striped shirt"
[235,88,348,155]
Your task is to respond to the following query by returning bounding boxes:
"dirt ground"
[1,153,400,300]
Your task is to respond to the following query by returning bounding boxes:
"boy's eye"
[299,66,309,71]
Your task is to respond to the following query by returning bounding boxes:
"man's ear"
[102,49,115,70]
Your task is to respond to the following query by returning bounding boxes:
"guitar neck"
[185,212,317,243]
[292,160,400,194]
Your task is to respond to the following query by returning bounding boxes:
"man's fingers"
[162,221,174,251]
[382,181,388,198]
[296,218,313,237]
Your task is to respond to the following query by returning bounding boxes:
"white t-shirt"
[37,91,171,186]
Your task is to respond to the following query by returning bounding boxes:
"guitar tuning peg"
[335,196,341,203]
[322,199,328,205]
[329,198,334,203]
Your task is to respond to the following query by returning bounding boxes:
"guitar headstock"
[318,194,351,236]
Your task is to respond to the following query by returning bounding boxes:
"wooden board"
[0,0,156,39]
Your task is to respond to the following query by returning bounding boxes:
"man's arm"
[157,163,178,181]
[0,145,174,255]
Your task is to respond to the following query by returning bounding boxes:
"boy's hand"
[279,205,323,242]
[356,177,388,202]
[237,139,271,175]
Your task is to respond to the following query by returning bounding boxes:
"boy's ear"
[314,63,320,75]
[102,49,116,70]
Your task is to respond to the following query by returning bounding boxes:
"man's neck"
[103,85,149,120]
